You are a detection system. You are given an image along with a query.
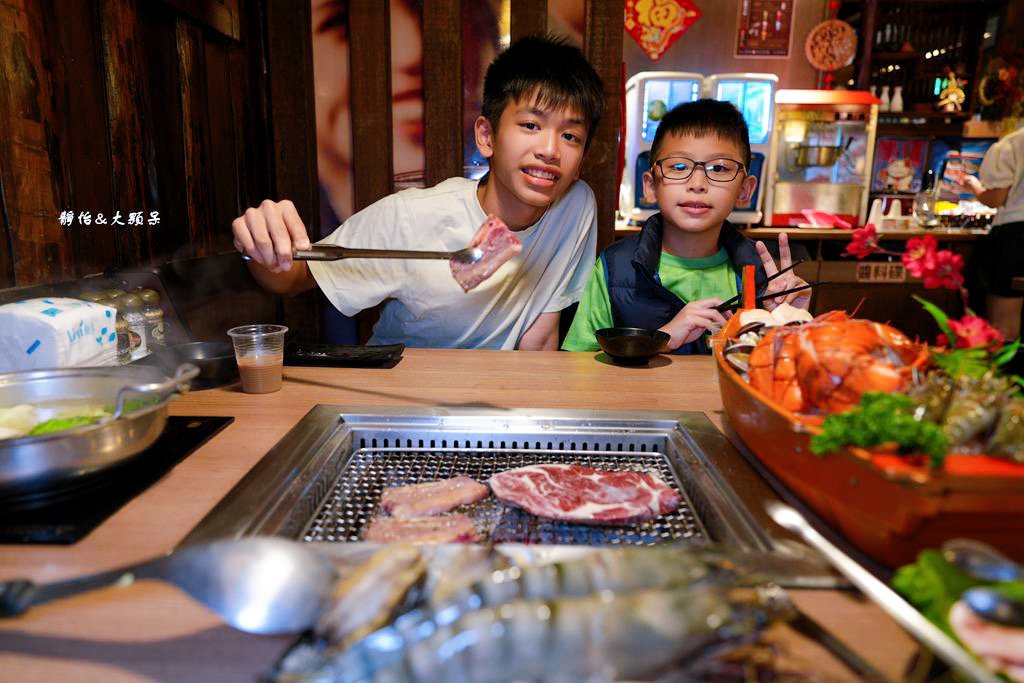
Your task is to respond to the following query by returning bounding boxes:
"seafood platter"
[715,304,1024,569]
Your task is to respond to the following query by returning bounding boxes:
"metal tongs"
[244,245,483,264]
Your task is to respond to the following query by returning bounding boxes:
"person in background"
[962,125,1024,342]
[233,35,602,350]
[562,99,808,354]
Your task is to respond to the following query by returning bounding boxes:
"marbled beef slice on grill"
[488,464,681,525]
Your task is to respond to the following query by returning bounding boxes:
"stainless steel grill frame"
[182,406,783,554]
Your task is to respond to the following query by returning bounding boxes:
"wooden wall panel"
[580,0,623,254]
[48,0,119,279]
[511,0,548,44]
[138,1,189,265]
[99,0,160,266]
[349,0,395,213]
[423,0,464,188]
[0,0,72,286]
[177,19,217,258]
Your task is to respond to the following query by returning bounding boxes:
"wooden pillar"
[349,0,394,212]
[855,0,878,91]
[580,0,623,255]
[265,0,318,222]
[511,0,548,43]
[423,0,463,188]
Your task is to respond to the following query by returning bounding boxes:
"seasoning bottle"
[101,298,133,365]
[120,293,149,360]
[138,288,165,347]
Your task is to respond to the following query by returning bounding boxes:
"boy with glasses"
[563,99,809,354]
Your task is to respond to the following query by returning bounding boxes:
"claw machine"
[704,73,778,224]
[763,89,880,227]
[619,71,704,223]
[618,71,779,225]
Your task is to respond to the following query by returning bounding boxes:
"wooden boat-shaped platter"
[714,312,1024,569]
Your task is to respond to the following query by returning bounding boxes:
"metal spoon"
[765,501,1003,683]
[243,245,484,264]
[963,587,1024,628]
[942,538,1024,583]
[0,537,339,635]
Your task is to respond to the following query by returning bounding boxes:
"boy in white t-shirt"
[963,125,1024,341]
[232,36,603,350]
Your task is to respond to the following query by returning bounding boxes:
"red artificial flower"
[902,235,939,277]
[844,224,880,259]
[921,249,964,290]
[947,315,1004,350]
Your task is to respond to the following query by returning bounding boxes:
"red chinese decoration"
[624,0,702,62]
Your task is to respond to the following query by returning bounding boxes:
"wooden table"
[0,351,917,681]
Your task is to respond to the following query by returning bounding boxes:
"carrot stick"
[742,264,756,309]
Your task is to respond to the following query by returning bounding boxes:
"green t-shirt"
[561,247,738,352]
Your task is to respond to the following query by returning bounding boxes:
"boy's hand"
[659,299,728,351]
[232,199,312,273]
[756,233,810,311]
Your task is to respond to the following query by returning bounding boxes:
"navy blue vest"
[601,215,771,355]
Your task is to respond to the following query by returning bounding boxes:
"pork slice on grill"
[450,214,522,292]
[488,464,681,525]
[363,514,478,544]
[380,476,488,517]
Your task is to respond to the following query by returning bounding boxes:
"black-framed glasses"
[653,156,746,182]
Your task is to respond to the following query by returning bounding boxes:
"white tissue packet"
[0,298,119,372]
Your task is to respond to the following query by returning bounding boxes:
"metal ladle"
[0,537,339,635]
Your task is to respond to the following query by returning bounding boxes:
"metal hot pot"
[0,363,198,501]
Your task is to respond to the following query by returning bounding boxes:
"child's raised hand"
[659,298,728,351]
[755,233,811,311]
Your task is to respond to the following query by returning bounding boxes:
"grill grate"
[302,445,706,546]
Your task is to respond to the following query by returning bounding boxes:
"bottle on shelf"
[138,288,165,347]
[879,85,891,112]
[120,293,149,360]
[891,86,904,112]
[100,298,133,364]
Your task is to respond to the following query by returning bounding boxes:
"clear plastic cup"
[227,324,288,394]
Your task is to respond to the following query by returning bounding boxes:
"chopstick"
[715,258,808,312]
[716,280,827,313]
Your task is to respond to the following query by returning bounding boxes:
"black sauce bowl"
[595,327,671,365]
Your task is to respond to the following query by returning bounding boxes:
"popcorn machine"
[762,90,880,227]
[619,71,779,224]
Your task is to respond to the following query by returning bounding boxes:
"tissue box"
[0,298,119,372]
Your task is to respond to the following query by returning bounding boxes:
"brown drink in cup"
[236,353,284,393]
[227,324,288,394]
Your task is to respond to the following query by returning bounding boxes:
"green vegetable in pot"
[810,392,948,468]
[28,415,104,435]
